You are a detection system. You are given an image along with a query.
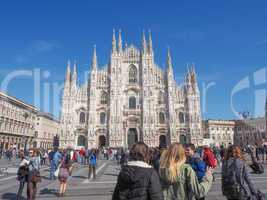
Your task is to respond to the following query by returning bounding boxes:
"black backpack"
[250,161,264,174]
[222,160,249,200]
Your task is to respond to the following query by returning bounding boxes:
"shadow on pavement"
[41,176,51,180]
[39,188,58,196]
[72,175,88,179]
[1,193,26,200]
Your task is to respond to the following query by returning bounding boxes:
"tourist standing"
[84,148,90,164]
[222,145,258,200]
[27,149,41,200]
[58,153,73,197]
[185,144,207,182]
[88,149,97,179]
[112,142,163,200]
[159,143,213,200]
[16,150,29,200]
[49,147,62,180]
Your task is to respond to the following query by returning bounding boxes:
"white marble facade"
[60,30,203,149]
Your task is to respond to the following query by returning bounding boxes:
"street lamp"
[0,117,4,158]
[22,112,29,155]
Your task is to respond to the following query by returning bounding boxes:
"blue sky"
[0,0,266,119]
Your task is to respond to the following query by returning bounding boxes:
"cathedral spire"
[190,63,198,92]
[167,47,173,72]
[65,60,71,82]
[142,30,147,54]
[112,29,117,54]
[72,60,77,87]
[91,45,97,70]
[118,29,123,54]
[148,30,153,54]
[186,64,191,84]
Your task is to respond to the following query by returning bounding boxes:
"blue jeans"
[50,163,57,180]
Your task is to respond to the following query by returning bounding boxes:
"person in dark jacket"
[112,142,163,200]
[222,145,257,200]
[16,150,30,200]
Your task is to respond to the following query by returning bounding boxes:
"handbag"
[54,167,60,177]
[29,162,42,183]
[29,169,41,183]
[256,190,267,200]
[17,165,29,181]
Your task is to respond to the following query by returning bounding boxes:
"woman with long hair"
[112,142,163,200]
[222,145,257,200]
[58,152,73,197]
[159,143,213,200]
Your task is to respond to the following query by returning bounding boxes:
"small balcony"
[123,105,141,116]
[76,123,87,130]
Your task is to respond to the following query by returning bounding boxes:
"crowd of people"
[16,146,101,199]
[13,140,267,200]
[113,142,267,200]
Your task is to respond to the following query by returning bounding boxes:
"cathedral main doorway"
[99,135,106,147]
[77,135,86,147]
[159,135,167,149]
[180,135,187,145]
[127,128,138,148]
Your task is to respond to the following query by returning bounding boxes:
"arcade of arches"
[75,131,188,148]
[127,128,138,148]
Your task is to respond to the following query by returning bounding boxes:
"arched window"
[129,65,137,84]
[79,112,86,124]
[100,112,106,124]
[159,112,165,124]
[129,96,136,109]
[179,112,185,123]
[100,92,108,105]
[158,91,164,104]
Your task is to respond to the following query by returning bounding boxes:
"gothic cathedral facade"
[60,30,203,149]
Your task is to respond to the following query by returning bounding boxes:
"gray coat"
[222,158,257,197]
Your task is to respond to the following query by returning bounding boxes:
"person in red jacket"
[203,147,217,169]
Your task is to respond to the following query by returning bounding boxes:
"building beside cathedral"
[60,30,203,149]
[0,91,37,150]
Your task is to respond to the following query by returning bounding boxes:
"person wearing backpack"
[203,147,217,169]
[112,142,163,200]
[222,145,258,200]
[185,144,207,182]
[160,143,213,200]
[16,150,30,200]
[88,149,97,179]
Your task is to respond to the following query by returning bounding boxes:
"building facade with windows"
[35,112,60,149]
[60,30,203,148]
[0,91,37,151]
[234,117,266,147]
[202,120,235,147]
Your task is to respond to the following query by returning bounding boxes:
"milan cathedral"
[60,30,203,149]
